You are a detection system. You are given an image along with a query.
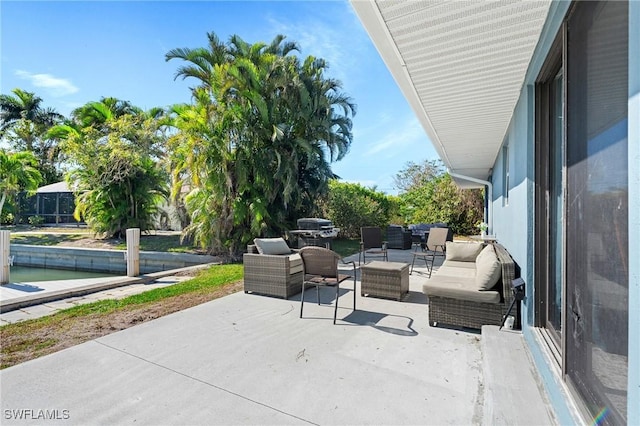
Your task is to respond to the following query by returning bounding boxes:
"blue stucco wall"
[491,0,569,328]
[493,88,538,327]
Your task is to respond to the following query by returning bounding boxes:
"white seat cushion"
[437,264,477,280]
[288,253,303,275]
[423,277,501,304]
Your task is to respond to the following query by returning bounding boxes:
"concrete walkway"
[0,250,557,425]
[0,275,192,325]
[0,263,216,318]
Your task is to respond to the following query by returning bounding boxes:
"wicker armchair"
[243,244,303,299]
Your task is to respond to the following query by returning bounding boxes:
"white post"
[126,228,140,277]
[1,230,10,285]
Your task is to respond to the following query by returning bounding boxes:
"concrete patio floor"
[0,249,558,425]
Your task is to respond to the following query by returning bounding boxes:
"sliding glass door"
[565,2,629,423]
[536,2,628,423]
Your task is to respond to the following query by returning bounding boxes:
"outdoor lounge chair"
[299,246,356,324]
[243,239,303,299]
[359,226,388,264]
[410,227,448,277]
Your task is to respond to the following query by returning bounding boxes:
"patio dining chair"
[410,227,449,277]
[359,226,388,264]
[299,246,357,324]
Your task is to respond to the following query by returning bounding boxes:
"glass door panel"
[565,2,628,423]
[547,68,564,340]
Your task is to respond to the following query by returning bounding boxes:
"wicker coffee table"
[360,261,410,301]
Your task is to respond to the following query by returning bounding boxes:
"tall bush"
[0,150,43,220]
[56,109,168,238]
[322,180,398,238]
[396,160,484,235]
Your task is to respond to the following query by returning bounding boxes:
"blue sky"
[1,0,438,194]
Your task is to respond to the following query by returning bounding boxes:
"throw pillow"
[475,245,502,290]
[445,241,483,262]
[253,237,291,255]
[474,243,490,264]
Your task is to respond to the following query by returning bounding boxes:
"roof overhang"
[37,181,71,193]
[351,0,551,188]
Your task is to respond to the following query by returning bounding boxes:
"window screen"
[565,2,629,423]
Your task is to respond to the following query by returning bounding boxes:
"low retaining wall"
[10,244,218,274]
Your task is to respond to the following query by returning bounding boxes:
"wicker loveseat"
[243,238,303,299]
[386,225,413,249]
[422,242,515,329]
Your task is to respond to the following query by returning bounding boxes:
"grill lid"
[296,218,333,230]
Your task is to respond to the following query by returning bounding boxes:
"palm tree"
[166,32,230,94]
[166,32,355,256]
[0,88,64,147]
[1,89,43,137]
[70,97,142,128]
[0,150,43,219]
[0,88,65,184]
[276,55,355,220]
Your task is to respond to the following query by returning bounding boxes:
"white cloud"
[364,117,426,156]
[15,70,79,97]
[265,4,369,87]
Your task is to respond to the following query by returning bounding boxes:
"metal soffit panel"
[351,0,551,186]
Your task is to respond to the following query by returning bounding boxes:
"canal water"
[8,266,121,283]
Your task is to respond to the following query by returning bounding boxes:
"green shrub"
[398,173,483,235]
[322,180,399,238]
[28,216,45,226]
[1,212,14,225]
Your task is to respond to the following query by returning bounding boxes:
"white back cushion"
[254,237,291,255]
[475,245,502,290]
[445,241,483,262]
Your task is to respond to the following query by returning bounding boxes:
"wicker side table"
[360,261,410,301]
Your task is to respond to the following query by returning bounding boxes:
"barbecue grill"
[289,218,340,248]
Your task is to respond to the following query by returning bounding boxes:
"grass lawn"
[111,234,201,253]
[0,264,243,369]
[9,233,88,246]
[331,238,360,257]
[9,231,201,253]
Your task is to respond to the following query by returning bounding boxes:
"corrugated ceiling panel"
[356,0,551,183]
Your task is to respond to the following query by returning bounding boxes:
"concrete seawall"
[10,244,218,274]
